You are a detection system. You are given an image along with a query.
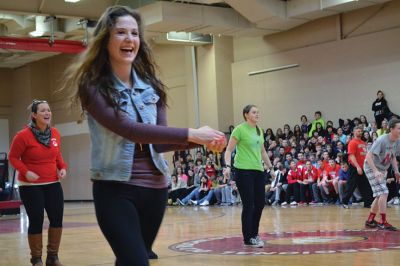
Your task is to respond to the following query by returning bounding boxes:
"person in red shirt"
[300,160,318,204]
[341,126,374,209]
[326,158,340,203]
[205,157,217,179]
[296,152,306,171]
[9,100,68,266]
[282,161,301,205]
[312,159,327,203]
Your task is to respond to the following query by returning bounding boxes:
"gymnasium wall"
[232,1,400,130]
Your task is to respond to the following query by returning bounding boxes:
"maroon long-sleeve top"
[84,86,199,188]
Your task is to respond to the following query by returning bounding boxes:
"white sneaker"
[199,200,209,206]
[255,235,265,246]
[244,237,264,248]
[190,200,198,205]
[290,201,298,206]
[394,198,399,205]
[387,198,395,205]
[281,202,288,206]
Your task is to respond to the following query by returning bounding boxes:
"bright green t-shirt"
[231,122,264,172]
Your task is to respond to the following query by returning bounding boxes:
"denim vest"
[87,70,170,181]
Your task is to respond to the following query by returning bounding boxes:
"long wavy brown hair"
[60,5,167,112]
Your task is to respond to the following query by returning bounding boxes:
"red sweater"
[302,167,318,182]
[287,168,301,184]
[9,127,67,184]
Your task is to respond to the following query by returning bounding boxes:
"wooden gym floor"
[1,202,400,266]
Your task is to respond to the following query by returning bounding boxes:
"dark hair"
[243,104,260,136]
[301,115,308,122]
[62,5,167,113]
[315,111,322,116]
[388,118,400,129]
[29,100,48,113]
[377,90,384,97]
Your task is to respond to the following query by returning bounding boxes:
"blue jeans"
[181,187,200,204]
[197,190,214,204]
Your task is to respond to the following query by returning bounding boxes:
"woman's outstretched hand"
[188,126,226,152]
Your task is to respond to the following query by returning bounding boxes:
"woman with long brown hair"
[60,5,225,266]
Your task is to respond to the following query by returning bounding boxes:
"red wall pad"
[0,37,85,54]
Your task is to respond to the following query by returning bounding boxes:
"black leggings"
[19,182,64,234]
[235,169,265,242]
[93,181,168,266]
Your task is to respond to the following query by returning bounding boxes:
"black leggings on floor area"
[235,169,266,243]
[92,181,168,266]
[19,182,64,234]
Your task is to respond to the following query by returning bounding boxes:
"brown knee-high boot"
[45,227,64,266]
[28,234,43,266]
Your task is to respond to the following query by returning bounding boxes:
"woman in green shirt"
[224,104,275,248]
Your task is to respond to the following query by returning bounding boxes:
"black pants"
[286,183,300,203]
[375,115,386,129]
[387,181,400,201]
[342,165,373,207]
[93,181,167,266]
[299,183,313,203]
[235,169,265,243]
[19,182,64,234]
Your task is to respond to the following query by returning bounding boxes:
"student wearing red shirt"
[205,157,217,178]
[312,159,326,203]
[9,100,68,266]
[296,152,306,171]
[281,161,301,206]
[341,126,374,209]
[300,160,318,204]
[326,159,340,203]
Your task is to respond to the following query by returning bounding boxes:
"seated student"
[176,166,188,184]
[338,161,350,204]
[177,173,210,205]
[312,159,326,204]
[281,161,301,206]
[296,152,306,171]
[192,174,219,206]
[214,174,228,205]
[300,160,318,204]
[308,111,326,137]
[168,174,185,205]
[376,119,389,136]
[325,159,341,203]
[360,115,372,132]
[300,115,311,135]
[266,165,287,206]
[337,127,347,144]
[205,157,218,179]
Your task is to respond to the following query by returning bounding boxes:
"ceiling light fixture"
[65,0,81,3]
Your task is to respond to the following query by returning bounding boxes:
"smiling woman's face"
[32,103,51,127]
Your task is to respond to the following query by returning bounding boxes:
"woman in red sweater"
[9,100,67,266]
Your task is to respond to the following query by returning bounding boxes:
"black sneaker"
[377,222,398,231]
[365,220,378,228]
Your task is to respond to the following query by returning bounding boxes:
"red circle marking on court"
[169,229,400,255]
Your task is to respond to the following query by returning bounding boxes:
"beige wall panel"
[60,133,92,200]
[232,27,400,131]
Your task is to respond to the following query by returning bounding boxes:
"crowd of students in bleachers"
[168,91,400,208]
